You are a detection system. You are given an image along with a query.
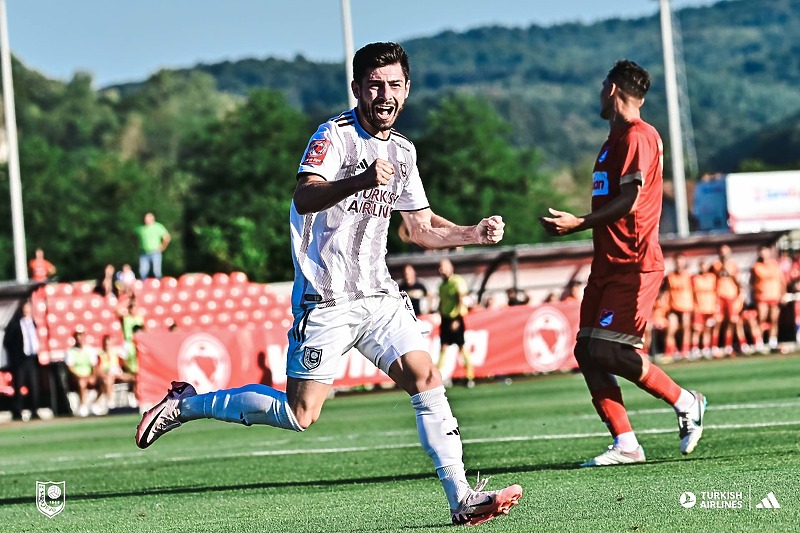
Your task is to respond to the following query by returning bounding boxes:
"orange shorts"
[718,296,743,319]
[579,270,663,348]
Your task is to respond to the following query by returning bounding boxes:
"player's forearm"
[430,213,457,228]
[575,192,638,232]
[408,224,479,250]
[293,176,365,215]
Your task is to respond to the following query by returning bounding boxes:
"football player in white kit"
[136,42,522,526]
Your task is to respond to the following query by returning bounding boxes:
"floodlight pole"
[659,0,690,237]
[0,0,27,281]
[340,0,356,110]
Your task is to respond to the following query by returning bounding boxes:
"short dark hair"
[352,42,410,83]
[607,60,651,99]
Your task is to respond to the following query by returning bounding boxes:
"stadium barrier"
[135,302,581,408]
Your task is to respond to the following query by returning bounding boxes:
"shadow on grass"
[1,456,718,507]
[0,461,580,506]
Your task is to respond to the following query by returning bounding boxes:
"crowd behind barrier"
[0,271,296,419]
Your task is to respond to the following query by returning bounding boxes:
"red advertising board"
[136,302,581,408]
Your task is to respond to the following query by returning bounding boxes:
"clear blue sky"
[6,0,718,87]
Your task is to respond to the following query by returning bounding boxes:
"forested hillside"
[117,0,800,174]
[1,0,798,282]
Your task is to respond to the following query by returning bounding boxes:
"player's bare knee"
[291,405,321,429]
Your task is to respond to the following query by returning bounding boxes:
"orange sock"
[637,364,681,404]
[590,387,633,437]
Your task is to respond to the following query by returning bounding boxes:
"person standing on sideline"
[397,263,429,316]
[136,42,521,526]
[750,245,785,352]
[691,258,719,358]
[539,60,706,466]
[436,258,475,388]
[135,212,170,280]
[4,301,41,420]
[28,248,56,282]
[711,244,751,355]
[664,253,694,359]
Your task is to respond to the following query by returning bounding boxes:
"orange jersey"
[650,290,670,329]
[711,259,739,300]
[692,272,718,315]
[751,259,783,303]
[665,271,693,313]
[28,258,55,282]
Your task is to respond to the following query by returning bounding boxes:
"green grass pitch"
[1,353,798,532]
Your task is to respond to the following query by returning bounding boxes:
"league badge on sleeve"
[302,139,331,166]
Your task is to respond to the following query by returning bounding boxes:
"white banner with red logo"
[136,302,580,407]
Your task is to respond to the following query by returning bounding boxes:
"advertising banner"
[136,302,581,408]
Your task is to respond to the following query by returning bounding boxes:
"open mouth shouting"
[363,99,400,133]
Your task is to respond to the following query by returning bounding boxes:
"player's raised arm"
[400,208,504,249]
[293,159,395,215]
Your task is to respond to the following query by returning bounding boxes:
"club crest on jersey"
[598,149,609,163]
[303,347,323,370]
[398,161,409,178]
[302,139,331,166]
[599,309,615,327]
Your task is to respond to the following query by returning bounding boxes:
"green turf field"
[1,353,798,532]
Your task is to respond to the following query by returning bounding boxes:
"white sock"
[411,386,471,509]
[673,388,696,413]
[614,431,639,452]
[179,384,303,431]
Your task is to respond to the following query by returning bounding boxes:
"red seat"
[212,273,230,286]
[230,271,248,284]
[161,276,179,291]
[45,283,73,297]
[74,281,94,295]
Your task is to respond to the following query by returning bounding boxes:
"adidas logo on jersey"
[756,492,781,509]
[355,159,368,172]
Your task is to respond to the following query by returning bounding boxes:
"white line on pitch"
[577,400,800,419]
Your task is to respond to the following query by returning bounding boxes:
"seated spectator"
[506,287,530,306]
[397,264,429,316]
[117,298,145,373]
[541,292,557,304]
[66,330,98,417]
[115,263,137,297]
[93,263,120,302]
[95,335,137,410]
[560,280,583,303]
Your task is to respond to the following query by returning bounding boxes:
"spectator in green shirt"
[66,330,98,417]
[135,212,171,279]
[436,258,475,388]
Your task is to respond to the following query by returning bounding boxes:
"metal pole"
[659,0,690,237]
[0,0,27,281]
[340,0,356,109]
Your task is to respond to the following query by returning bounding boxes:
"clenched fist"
[358,158,395,189]
[477,215,504,244]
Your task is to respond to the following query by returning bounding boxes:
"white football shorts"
[286,293,429,384]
